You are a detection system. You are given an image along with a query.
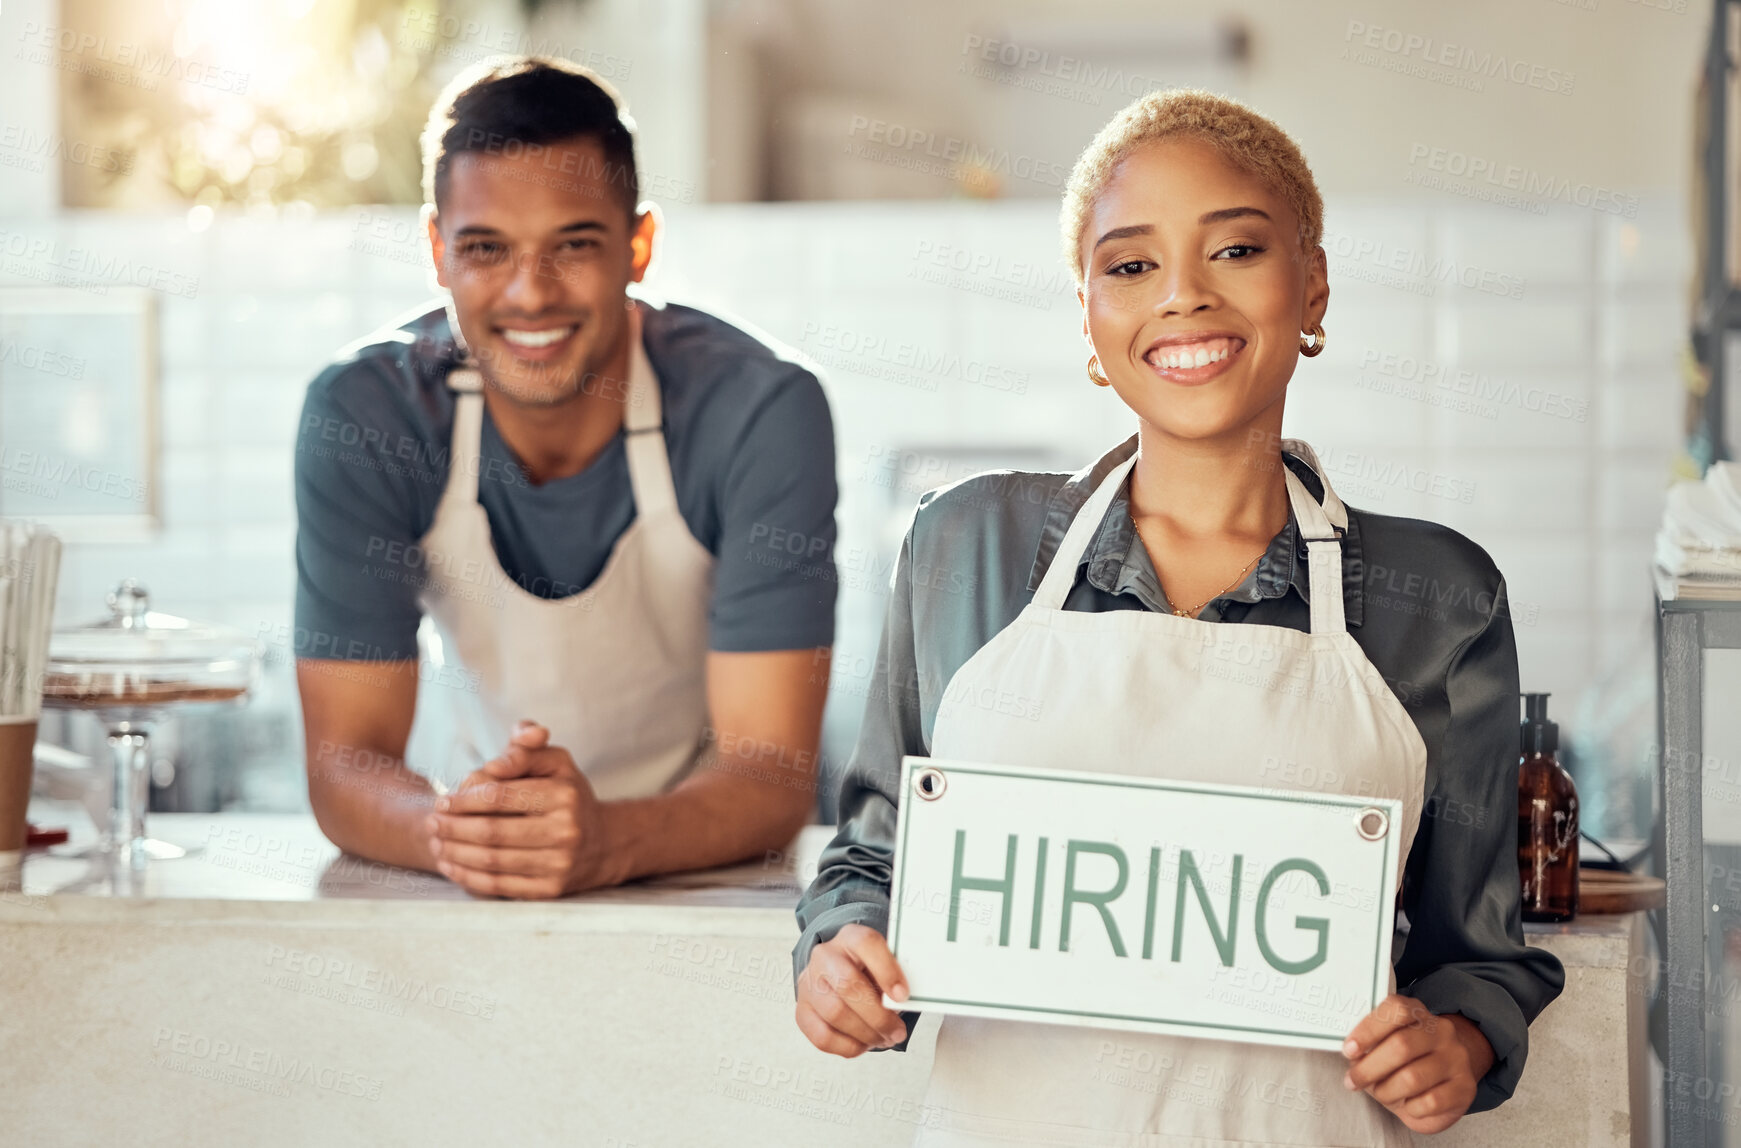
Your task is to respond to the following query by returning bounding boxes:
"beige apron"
[916,440,1427,1148]
[408,307,716,802]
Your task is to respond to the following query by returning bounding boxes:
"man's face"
[1078,136,1327,445]
[429,135,654,406]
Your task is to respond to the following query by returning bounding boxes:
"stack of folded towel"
[1657,461,1741,598]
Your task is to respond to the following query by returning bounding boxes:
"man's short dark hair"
[421,55,639,216]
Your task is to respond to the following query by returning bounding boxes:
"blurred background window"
[52,0,439,210]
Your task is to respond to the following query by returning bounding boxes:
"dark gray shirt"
[294,301,838,660]
[794,434,1564,1115]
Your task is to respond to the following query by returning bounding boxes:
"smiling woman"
[1073,116,1329,613]
[793,88,1565,1148]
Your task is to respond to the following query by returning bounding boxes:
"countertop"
[2,805,833,933]
[5,804,1635,959]
[1,808,1651,1147]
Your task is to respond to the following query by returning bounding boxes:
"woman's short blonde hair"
[1061,88,1324,287]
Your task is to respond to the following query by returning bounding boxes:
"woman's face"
[1078,136,1328,445]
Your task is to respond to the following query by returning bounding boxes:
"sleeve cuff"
[793,900,888,987]
[1405,968,1531,1113]
[791,899,919,1053]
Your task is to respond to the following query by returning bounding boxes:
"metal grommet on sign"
[913,767,947,801]
[1355,807,1389,841]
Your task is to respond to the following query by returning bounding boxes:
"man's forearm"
[595,763,811,885]
[306,746,443,874]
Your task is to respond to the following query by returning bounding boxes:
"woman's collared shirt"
[794,434,1565,1114]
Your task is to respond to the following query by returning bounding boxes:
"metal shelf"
[1656,577,1741,1146]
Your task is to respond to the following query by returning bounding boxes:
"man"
[292,57,837,898]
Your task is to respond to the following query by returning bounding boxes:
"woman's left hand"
[1342,994,1494,1134]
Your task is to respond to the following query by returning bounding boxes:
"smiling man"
[291,57,837,897]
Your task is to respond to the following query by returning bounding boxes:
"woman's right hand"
[795,923,911,1057]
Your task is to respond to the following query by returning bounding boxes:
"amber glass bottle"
[1517,692,1578,922]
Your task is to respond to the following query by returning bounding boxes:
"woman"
[792,89,1564,1145]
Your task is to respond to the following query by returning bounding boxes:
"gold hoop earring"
[1299,323,1326,357]
[1086,354,1110,386]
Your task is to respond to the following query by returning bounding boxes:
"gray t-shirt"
[293,301,838,660]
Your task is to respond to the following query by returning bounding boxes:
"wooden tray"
[1579,867,1666,913]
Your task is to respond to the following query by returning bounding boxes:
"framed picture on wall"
[0,288,159,540]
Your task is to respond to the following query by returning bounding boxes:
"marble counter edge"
[1520,914,1641,970]
[0,892,805,936]
[0,893,1643,965]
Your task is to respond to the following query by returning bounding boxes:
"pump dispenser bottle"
[1518,692,1578,922]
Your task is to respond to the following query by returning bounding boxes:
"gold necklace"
[1133,520,1266,618]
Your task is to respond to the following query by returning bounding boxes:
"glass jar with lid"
[43,581,262,866]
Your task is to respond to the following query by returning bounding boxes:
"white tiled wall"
[3,193,1688,817]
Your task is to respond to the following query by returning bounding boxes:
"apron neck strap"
[622,305,679,517]
[1031,453,1137,610]
[443,367,485,506]
[1282,466,1347,635]
[1279,437,1348,532]
[1031,443,1349,636]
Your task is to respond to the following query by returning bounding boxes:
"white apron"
[916,440,1428,1148]
[408,307,716,802]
